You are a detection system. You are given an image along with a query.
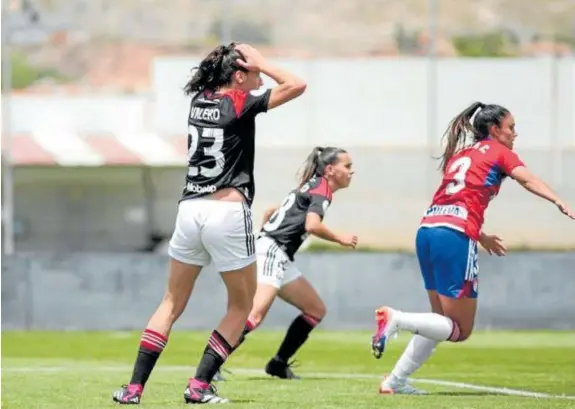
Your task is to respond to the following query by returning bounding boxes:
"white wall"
[153,57,575,148]
[11,149,575,252]
[8,57,575,148]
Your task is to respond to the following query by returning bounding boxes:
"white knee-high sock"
[390,335,438,382]
[396,311,460,342]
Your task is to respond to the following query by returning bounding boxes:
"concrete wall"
[11,147,575,252]
[2,252,575,331]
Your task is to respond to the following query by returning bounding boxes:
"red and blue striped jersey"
[421,140,524,240]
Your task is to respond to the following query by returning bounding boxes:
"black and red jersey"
[260,176,333,260]
[181,89,271,205]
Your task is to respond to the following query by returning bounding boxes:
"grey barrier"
[2,252,574,330]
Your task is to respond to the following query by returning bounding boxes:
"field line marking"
[3,364,574,400]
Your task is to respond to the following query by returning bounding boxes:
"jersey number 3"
[264,193,296,232]
[445,156,472,195]
[187,126,225,178]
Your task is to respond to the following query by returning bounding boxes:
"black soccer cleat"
[112,384,143,405]
[184,378,230,404]
[265,357,301,380]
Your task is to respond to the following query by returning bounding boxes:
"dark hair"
[439,101,510,172]
[297,146,347,188]
[183,42,248,96]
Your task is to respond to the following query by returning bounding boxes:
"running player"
[112,43,306,405]
[226,146,357,379]
[370,101,575,394]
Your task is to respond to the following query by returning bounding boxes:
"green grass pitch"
[2,330,575,408]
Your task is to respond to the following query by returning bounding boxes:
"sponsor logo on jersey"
[190,107,221,121]
[425,204,468,219]
[186,183,217,194]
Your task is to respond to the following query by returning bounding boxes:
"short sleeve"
[308,193,330,219]
[226,89,271,118]
[498,148,525,176]
[242,89,271,116]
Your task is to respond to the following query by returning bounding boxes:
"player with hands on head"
[112,42,306,405]
[370,101,574,395]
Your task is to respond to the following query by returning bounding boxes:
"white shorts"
[256,235,302,289]
[168,199,256,272]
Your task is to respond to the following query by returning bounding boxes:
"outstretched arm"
[510,166,574,218]
[511,166,559,203]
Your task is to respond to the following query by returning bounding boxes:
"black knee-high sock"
[130,328,168,386]
[275,314,321,362]
[193,330,233,384]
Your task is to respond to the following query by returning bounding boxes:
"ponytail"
[297,146,347,188]
[438,101,511,172]
[298,147,324,188]
[438,101,485,173]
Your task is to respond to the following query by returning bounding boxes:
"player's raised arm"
[235,44,306,111]
[510,166,575,218]
[496,147,574,218]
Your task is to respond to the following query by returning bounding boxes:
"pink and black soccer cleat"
[184,378,230,404]
[371,306,397,359]
[112,384,143,405]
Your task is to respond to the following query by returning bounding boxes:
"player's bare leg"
[184,262,256,404]
[113,258,201,404]
[437,294,476,341]
[264,277,326,379]
[243,283,281,338]
[215,282,279,379]
[377,291,444,395]
[214,267,264,383]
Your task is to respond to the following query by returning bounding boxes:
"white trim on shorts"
[241,202,256,257]
[256,236,302,289]
[464,238,478,282]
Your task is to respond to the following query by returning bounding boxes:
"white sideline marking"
[3,365,574,400]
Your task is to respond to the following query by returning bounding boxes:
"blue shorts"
[415,226,479,299]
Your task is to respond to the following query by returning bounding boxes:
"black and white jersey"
[260,176,333,260]
[181,89,271,205]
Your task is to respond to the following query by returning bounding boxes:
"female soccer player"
[112,43,306,405]
[227,146,358,379]
[371,101,575,394]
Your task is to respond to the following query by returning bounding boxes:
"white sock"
[396,311,459,342]
[390,335,438,382]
